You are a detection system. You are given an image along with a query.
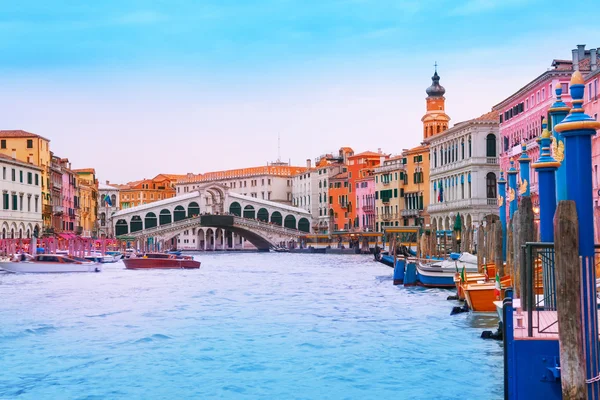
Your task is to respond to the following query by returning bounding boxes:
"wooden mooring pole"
[554,201,587,399]
[494,221,503,277]
[518,197,534,307]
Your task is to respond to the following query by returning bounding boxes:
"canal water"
[0,254,503,399]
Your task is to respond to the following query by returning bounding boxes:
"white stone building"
[292,159,319,227]
[176,163,303,205]
[0,153,43,239]
[98,181,120,238]
[425,111,500,230]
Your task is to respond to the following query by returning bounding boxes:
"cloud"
[450,0,534,16]
[114,11,165,25]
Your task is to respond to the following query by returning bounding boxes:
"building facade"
[493,45,598,212]
[373,156,404,231]
[292,160,318,228]
[0,154,42,239]
[176,164,304,206]
[0,130,52,228]
[59,159,77,234]
[583,53,600,242]
[73,169,98,238]
[119,174,185,209]
[313,150,348,233]
[426,111,500,230]
[347,151,387,229]
[355,172,375,232]
[98,182,120,238]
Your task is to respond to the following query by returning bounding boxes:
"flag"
[105,194,112,207]
[484,264,489,281]
[494,272,501,300]
[438,184,444,202]
[460,266,466,283]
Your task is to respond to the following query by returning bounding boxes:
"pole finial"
[434,61,438,73]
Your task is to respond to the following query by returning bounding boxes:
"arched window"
[461,140,465,159]
[111,194,116,206]
[433,150,437,168]
[486,134,497,157]
[486,172,497,199]
[437,125,441,134]
[468,136,472,157]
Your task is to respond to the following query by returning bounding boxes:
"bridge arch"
[243,205,256,219]
[229,202,241,217]
[115,219,128,236]
[159,209,172,225]
[284,215,296,229]
[271,211,282,226]
[145,212,157,229]
[298,217,310,233]
[188,202,200,217]
[257,208,269,222]
[131,216,143,232]
[174,206,186,222]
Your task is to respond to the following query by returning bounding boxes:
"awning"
[58,233,78,240]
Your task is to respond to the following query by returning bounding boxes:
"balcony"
[340,203,348,209]
[382,180,390,186]
[427,198,497,214]
[381,213,398,222]
[362,204,374,213]
[53,205,64,215]
[430,157,501,178]
[401,209,420,217]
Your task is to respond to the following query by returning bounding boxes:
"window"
[19,170,23,183]
[486,134,497,157]
[0,139,5,149]
[12,194,18,210]
[27,172,32,184]
[2,167,5,179]
[486,173,497,199]
[2,192,8,210]
[27,139,33,149]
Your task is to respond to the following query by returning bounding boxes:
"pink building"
[355,174,375,232]
[493,45,598,211]
[584,63,600,242]
[59,159,77,234]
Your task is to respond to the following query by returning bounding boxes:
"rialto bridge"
[110,184,312,251]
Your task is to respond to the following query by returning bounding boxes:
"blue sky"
[1,0,599,182]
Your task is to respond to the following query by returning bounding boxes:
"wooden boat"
[462,282,497,312]
[417,253,479,288]
[123,253,200,270]
[0,254,101,273]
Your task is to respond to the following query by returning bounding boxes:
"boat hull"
[463,284,497,312]
[123,258,200,270]
[0,262,102,273]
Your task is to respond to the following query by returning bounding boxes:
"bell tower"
[422,64,451,140]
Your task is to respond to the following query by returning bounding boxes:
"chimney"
[591,48,598,71]
[106,180,110,185]
[578,44,586,62]
[11,150,16,159]
[306,159,311,168]
[378,148,382,154]
[572,49,580,71]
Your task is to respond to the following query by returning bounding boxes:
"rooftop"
[0,153,42,170]
[0,130,50,142]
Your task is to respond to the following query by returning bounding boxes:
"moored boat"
[123,253,200,270]
[0,254,101,273]
[417,252,479,288]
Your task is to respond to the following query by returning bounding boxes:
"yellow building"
[0,130,52,227]
[73,168,98,237]
[374,156,405,231]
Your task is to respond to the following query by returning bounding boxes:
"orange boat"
[123,253,200,270]
[462,275,512,312]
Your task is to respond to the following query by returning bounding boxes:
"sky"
[1,0,599,183]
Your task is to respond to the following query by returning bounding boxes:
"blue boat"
[416,253,479,288]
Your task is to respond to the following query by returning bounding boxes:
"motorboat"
[0,254,102,273]
[84,252,119,263]
[105,251,124,260]
[417,252,479,288]
[123,253,200,270]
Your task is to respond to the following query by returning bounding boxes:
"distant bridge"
[110,184,312,250]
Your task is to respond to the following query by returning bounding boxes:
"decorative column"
[517,143,531,197]
[548,86,570,201]
[532,119,560,309]
[497,172,507,262]
[555,70,600,398]
[507,159,518,220]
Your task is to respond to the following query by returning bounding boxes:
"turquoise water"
[0,254,503,399]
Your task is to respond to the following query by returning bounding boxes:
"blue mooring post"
[507,159,518,220]
[532,118,560,310]
[555,71,600,399]
[517,144,531,198]
[548,86,570,202]
[497,172,507,262]
[393,258,405,285]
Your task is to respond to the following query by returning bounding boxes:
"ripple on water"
[0,254,503,400]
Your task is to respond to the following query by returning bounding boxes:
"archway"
[257,208,269,222]
[198,229,205,250]
[284,215,296,229]
[229,202,241,217]
[271,211,282,226]
[130,216,143,232]
[174,206,186,222]
[243,205,255,219]
[159,209,172,225]
[116,219,128,236]
[188,202,200,217]
[298,217,310,232]
[145,212,157,229]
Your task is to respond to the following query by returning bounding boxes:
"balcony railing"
[381,213,398,222]
[430,157,501,177]
[53,205,64,215]
[401,209,420,217]
[427,198,497,213]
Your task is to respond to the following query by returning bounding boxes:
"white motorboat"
[0,254,102,273]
